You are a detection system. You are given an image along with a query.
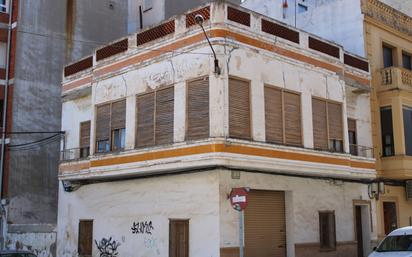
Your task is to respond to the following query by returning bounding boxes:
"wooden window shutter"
[95,104,111,142]
[155,87,174,145]
[78,220,93,256]
[348,118,356,132]
[169,220,189,257]
[327,102,343,141]
[187,77,209,140]
[136,93,155,148]
[111,100,126,129]
[229,78,251,140]
[265,86,283,144]
[312,98,328,150]
[284,91,302,146]
[80,121,91,148]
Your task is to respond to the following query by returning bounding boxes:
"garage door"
[244,190,286,257]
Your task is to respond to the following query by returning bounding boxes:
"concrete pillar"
[301,89,314,149]
[251,79,265,142]
[174,82,186,142]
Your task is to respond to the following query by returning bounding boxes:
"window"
[403,52,412,70]
[297,3,308,13]
[0,43,7,69]
[380,106,394,156]
[265,86,302,146]
[0,0,8,13]
[348,119,357,156]
[312,98,343,152]
[95,100,126,153]
[169,220,189,257]
[136,86,174,148]
[403,106,412,156]
[78,220,93,257]
[79,121,91,158]
[229,78,251,140]
[186,77,209,140]
[319,211,336,251]
[383,45,394,68]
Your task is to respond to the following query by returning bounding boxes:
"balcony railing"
[349,144,374,158]
[61,147,90,161]
[380,67,412,92]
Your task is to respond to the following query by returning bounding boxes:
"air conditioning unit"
[406,180,412,201]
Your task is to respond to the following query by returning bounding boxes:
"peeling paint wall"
[57,172,220,257]
[6,232,56,257]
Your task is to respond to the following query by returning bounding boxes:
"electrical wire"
[16,29,223,57]
[8,133,62,149]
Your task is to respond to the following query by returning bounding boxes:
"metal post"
[239,210,244,257]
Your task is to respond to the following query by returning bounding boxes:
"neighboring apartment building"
[58,2,375,257]
[0,0,127,256]
[243,0,412,244]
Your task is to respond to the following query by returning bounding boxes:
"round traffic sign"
[230,188,249,211]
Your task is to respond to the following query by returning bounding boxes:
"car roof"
[388,226,412,236]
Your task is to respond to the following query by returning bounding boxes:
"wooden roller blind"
[187,77,209,140]
[111,100,126,129]
[229,78,251,140]
[312,98,328,150]
[265,86,283,144]
[245,190,286,257]
[328,102,343,140]
[155,87,174,145]
[136,93,155,148]
[284,91,302,146]
[80,121,91,148]
[95,104,111,141]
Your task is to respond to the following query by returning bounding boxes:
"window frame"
[380,106,395,157]
[382,44,395,68]
[79,120,91,158]
[403,106,412,156]
[264,85,303,147]
[0,0,8,13]
[402,51,412,70]
[94,99,126,154]
[319,211,336,251]
[228,76,252,140]
[312,97,344,153]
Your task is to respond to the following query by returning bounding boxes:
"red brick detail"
[344,54,369,72]
[227,6,250,27]
[8,28,16,79]
[96,38,128,62]
[261,19,300,44]
[0,68,5,80]
[12,0,18,23]
[0,13,9,24]
[136,20,175,46]
[186,6,210,27]
[309,36,340,59]
[64,56,93,77]
[0,28,7,42]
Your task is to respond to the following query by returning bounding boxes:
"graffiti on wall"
[95,237,121,257]
[131,221,154,235]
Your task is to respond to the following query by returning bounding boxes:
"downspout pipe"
[0,0,14,249]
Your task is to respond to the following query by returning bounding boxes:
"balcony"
[61,147,90,162]
[380,155,412,180]
[379,67,412,93]
[350,144,374,158]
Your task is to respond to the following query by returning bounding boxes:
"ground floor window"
[78,220,93,257]
[319,211,336,251]
[169,219,189,257]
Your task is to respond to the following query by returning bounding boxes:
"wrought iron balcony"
[349,144,374,158]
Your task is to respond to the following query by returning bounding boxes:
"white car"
[369,226,412,257]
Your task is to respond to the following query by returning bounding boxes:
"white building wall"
[57,171,220,257]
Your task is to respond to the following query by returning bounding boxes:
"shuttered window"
[136,86,174,148]
[312,98,343,152]
[244,190,286,257]
[79,121,91,158]
[348,118,357,156]
[265,86,302,146]
[78,220,93,257]
[169,220,189,257]
[229,78,251,140]
[95,99,126,153]
[319,211,336,250]
[187,77,209,140]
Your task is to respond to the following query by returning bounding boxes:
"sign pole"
[239,210,244,257]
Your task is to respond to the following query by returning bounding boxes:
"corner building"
[58,2,376,257]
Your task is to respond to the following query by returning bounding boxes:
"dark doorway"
[355,206,364,257]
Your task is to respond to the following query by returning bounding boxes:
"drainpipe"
[0,0,14,249]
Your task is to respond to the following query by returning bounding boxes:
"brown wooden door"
[383,202,398,235]
[355,206,364,257]
[244,190,286,257]
[170,220,189,257]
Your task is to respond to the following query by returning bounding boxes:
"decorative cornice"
[361,0,412,37]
